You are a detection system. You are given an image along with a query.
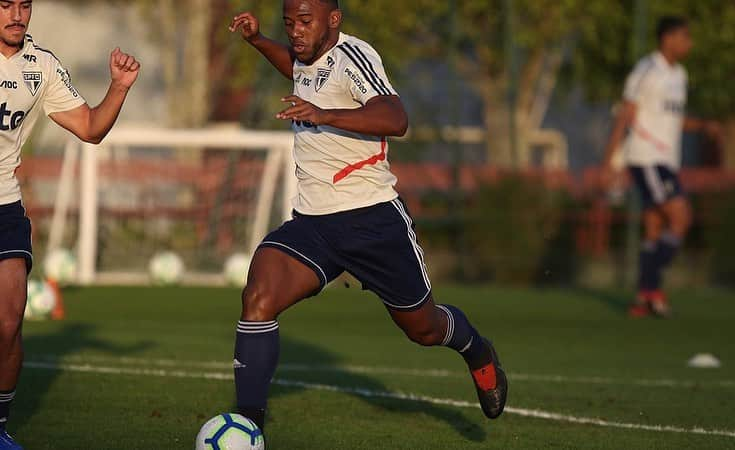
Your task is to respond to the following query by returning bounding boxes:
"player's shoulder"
[335,33,385,65]
[630,53,657,76]
[23,35,64,69]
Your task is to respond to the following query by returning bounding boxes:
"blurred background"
[19,0,735,289]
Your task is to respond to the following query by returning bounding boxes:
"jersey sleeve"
[43,59,86,115]
[623,60,653,104]
[337,41,397,105]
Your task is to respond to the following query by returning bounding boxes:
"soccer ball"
[195,413,264,450]
[43,248,77,285]
[25,280,57,320]
[223,253,252,287]
[148,251,184,285]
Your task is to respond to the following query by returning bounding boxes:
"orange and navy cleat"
[648,290,672,318]
[471,339,508,419]
[628,291,652,318]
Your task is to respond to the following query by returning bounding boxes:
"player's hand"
[229,12,261,42]
[109,48,140,90]
[276,95,328,125]
[599,164,618,189]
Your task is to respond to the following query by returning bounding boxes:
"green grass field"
[11,285,735,449]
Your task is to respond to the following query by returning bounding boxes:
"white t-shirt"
[0,35,86,205]
[623,51,687,169]
[290,32,399,215]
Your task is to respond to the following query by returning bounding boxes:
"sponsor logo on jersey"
[300,77,312,87]
[56,68,80,98]
[22,71,42,96]
[344,67,368,95]
[0,103,26,131]
[22,54,37,63]
[315,68,331,92]
[0,81,18,90]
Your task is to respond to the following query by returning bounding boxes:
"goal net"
[47,126,296,285]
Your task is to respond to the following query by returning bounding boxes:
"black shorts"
[0,201,32,273]
[628,165,684,209]
[259,198,432,311]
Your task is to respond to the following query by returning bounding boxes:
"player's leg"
[234,247,321,429]
[0,259,28,447]
[387,297,507,419]
[336,199,507,419]
[234,214,341,430]
[630,207,665,317]
[647,195,691,316]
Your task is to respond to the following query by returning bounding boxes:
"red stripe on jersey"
[633,125,671,153]
[332,137,387,184]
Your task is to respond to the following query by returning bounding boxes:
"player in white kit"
[0,2,140,448]
[603,16,720,318]
[227,0,507,434]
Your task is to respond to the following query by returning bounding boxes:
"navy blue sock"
[0,389,14,431]
[656,232,681,270]
[638,240,659,291]
[436,305,492,370]
[234,321,280,429]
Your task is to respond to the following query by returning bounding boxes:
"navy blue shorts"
[259,198,432,311]
[629,165,684,209]
[0,201,32,273]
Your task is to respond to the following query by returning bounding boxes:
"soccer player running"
[228,0,507,432]
[0,1,140,448]
[602,16,720,318]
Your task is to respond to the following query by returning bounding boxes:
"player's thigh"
[0,258,28,333]
[642,208,665,241]
[242,247,322,320]
[339,199,432,311]
[660,196,692,235]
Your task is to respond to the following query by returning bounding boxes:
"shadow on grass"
[573,286,631,315]
[13,323,153,432]
[262,336,487,442]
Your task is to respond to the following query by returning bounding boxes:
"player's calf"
[435,305,508,419]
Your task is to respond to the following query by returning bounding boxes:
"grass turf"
[11,285,735,449]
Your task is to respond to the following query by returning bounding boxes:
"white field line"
[23,360,735,439]
[28,354,735,389]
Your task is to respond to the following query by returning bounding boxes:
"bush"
[460,176,578,285]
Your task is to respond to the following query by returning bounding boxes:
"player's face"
[283,0,339,64]
[0,0,31,48]
[670,26,693,60]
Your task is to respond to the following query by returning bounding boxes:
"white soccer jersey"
[0,35,86,206]
[623,51,687,170]
[290,32,399,215]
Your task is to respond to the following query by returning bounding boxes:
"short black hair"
[320,0,338,9]
[657,16,688,43]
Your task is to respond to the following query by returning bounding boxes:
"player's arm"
[602,100,637,168]
[49,48,140,144]
[277,95,409,137]
[230,12,295,81]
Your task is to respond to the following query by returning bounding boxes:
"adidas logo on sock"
[233,358,247,369]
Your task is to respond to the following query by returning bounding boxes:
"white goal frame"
[47,126,296,285]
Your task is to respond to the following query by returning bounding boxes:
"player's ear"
[329,9,342,29]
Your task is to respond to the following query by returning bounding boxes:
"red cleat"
[648,290,672,318]
[628,291,651,318]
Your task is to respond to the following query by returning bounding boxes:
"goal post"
[48,126,295,286]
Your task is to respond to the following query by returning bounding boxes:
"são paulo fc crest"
[22,71,42,96]
[315,68,332,92]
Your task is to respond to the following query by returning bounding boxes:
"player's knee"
[241,285,280,322]
[403,325,444,347]
[0,313,22,345]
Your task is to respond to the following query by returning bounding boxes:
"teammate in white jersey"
[227,0,507,434]
[0,2,140,448]
[602,16,720,318]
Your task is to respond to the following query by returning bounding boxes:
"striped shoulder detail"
[32,45,62,64]
[337,41,393,96]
